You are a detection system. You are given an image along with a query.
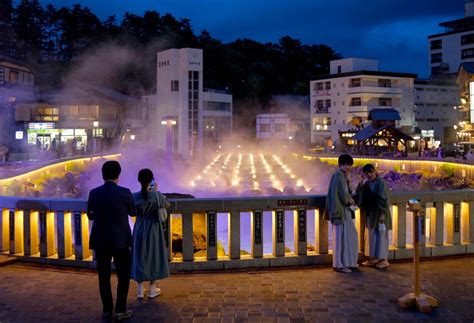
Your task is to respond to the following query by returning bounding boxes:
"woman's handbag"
[155,191,169,222]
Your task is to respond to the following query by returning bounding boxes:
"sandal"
[375,260,390,269]
[362,260,379,266]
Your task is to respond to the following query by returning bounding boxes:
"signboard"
[277,199,308,207]
[39,211,46,243]
[207,211,216,247]
[9,210,14,241]
[28,123,55,130]
[298,209,306,242]
[276,210,284,243]
[421,130,434,138]
[15,131,23,139]
[454,204,460,233]
[253,210,262,244]
[74,212,82,247]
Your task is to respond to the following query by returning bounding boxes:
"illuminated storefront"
[26,122,90,152]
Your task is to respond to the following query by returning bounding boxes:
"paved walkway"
[0,257,473,322]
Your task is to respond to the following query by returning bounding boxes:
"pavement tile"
[0,258,473,321]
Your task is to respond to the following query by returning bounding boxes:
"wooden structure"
[351,109,413,155]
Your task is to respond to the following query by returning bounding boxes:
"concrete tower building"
[155,48,232,159]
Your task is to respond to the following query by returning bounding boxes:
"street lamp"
[92,121,99,153]
[161,116,177,160]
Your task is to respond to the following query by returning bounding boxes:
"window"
[462,48,474,59]
[317,100,324,109]
[430,39,442,50]
[378,98,392,106]
[9,71,17,83]
[325,99,331,108]
[316,82,324,90]
[0,67,4,85]
[461,34,474,45]
[349,78,361,87]
[431,53,442,63]
[324,81,331,90]
[171,80,179,91]
[337,66,342,73]
[378,79,392,88]
[349,97,361,106]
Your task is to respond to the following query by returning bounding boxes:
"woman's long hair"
[138,168,154,200]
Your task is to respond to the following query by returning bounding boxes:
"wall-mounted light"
[93,121,99,127]
[130,134,136,140]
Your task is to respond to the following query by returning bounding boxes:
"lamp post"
[92,121,99,153]
[161,116,177,163]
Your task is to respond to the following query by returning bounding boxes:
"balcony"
[312,90,330,97]
[347,86,403,96]
[347,105,399,114]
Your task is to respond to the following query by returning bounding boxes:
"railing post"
[229,211,241,259]
[393,203,406,248]
[294,209,307,256]
[272,209,285,257]
[206,211,217,260]
[57,211,73,258]
[446,203,461,245]
[39,211,55,257]
[73,211,90,260]
[355,208,364,252]
[23,210,39,256]
[315,208,328,254]
[0,209,9,252]
[9,210,24,255]
[432,202,444,246]
[162,215,171,261]
[251,210,263,258]
[182,212,194,261]
[467,202,474,243]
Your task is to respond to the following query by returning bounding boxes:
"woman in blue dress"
[131,168,170,299]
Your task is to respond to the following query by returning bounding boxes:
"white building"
[414,78,460,144]
[256,114,291,140]
[429,0,474,76]
[310,58,416,147]
[154,48,232,159]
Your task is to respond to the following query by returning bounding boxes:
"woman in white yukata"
[357,163,391,269]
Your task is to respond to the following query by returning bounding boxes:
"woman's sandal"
[375,260,390,269]
[362,259,379,266]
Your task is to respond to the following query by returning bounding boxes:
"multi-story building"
[457,62,474,144]
[310,58,416,147]
[14,82,140,154]
[154,48,232,159]
[414,78,460,145]
[429,0,474,76]
[0,56,35,149]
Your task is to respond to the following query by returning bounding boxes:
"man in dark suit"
[87,161,137,320]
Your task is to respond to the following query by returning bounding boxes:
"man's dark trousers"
[96,248,131,313]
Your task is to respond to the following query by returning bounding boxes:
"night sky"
[39,0,463,78]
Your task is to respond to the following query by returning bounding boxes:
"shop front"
[27,122,88,154]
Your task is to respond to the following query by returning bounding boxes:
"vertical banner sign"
[276,210,284,243]
[420,208,425,236]
[298,209,306,242]
[254,210,262,244]
[39,211,46,244]
[454,204,460,233]
[207,211,216,247]
[9,210,14,241]
[162,218,169,248]
[74,212,82,247]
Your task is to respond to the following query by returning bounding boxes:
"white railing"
[1,191,473,271]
